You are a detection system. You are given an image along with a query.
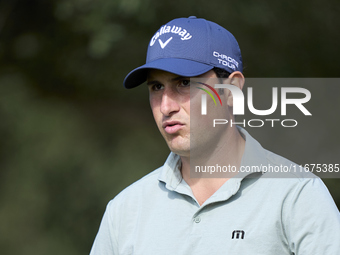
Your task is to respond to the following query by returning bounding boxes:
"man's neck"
[180,126,245,205]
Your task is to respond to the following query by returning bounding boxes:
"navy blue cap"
[123,16,243,88]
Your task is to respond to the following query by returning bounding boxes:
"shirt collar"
[158,152,183,191]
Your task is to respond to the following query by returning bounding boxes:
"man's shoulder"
[104,164,173,221]
[106,152,181,212]
[244,147,337,215]
[115,166,163,199]
[239,127,315,180]
[236,127,321,191]
[262,148,316,179]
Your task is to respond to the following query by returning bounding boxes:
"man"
[90,16,340,254]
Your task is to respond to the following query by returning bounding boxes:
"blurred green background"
[0,0,339,254]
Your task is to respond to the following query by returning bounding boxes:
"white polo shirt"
[90,128,340,255]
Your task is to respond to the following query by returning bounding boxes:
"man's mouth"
[163,121,184,134]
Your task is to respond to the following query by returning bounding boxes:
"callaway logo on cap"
[123,16,243,89]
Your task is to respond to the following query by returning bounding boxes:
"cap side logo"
[158,37,173,49]
[213,51,239,71]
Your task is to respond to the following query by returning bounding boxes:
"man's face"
[147,69,221,157]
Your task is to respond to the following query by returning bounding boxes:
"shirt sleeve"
[283,177,340,254]
[90,200,118,255]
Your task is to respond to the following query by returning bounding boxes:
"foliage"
[0,0,339,254]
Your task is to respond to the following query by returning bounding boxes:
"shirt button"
[194,217,201,223]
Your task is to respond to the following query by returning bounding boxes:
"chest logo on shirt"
[232,230,245,239]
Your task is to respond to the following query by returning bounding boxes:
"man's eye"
[151,84,163,91]
[179,80,190,87]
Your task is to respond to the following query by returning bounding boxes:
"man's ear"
[226,71,245,107]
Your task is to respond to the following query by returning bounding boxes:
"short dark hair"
[212,67,231,79]
[212,67,230,95]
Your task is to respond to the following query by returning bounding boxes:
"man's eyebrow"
[146,76,187,86]
[146,80,159,86]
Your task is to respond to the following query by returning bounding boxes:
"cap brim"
[123,58,214,89]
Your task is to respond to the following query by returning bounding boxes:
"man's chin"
[167,144,190,158]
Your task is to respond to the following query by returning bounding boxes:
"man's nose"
[160,88,180,116]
